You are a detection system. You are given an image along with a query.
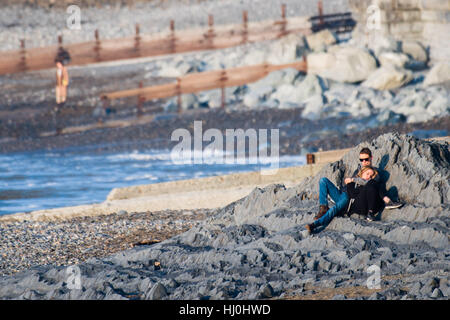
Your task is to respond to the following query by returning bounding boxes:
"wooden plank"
[101,60,307,103]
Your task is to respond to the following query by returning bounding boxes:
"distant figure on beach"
[55,59,69,107]
[306,165,378,235]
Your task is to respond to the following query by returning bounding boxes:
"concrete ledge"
[107,163,324,200]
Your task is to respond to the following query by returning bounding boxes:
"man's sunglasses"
[359,157,371,162]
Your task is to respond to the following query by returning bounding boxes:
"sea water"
[0,148,305,216]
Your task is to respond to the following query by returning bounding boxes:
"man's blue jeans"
[313,177,349,227]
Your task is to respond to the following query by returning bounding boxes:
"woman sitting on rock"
[306,166,378,235]
[344,165,382,222]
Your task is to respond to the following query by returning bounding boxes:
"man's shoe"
[385,200,403,210]
[305,223,315,235]
[314,205,329,220]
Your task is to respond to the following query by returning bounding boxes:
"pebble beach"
[0,208,212,276]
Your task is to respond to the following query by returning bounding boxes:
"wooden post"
[176,78,182,114]
[263,62,270,77]
[280,4,287,37]
[306,153,315,164]
[242,10,248,44]
[207,14,214,49]
[135,24,141,56]
[170,20,176,53]
[94,29,101,62]
[318,1,324,27]
[137,81,144,117]
[19,39,27,71]
[100,96,109,124]
[58,35,63,49]
[220,70,227,109]
[275,4,288,38]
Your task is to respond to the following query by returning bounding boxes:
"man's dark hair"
[360,147,372,157]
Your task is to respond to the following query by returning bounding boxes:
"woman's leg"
[361,181,381,215]
[61,85,67,103]
[55,86,61,104]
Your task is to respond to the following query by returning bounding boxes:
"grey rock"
[423,62,450,86]
[306,29,337,52]
[259,284,274,299]
[400,40,428,63]
[301,94,327,120]
[368,292,385,300]
[146,282,167,300]
[332,294,347,300]
[362,66,413,90]
[349,251,372,270]
[431,288,444,298]
[308,47,377,83]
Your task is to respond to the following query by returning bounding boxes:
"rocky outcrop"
[0,133,448,300]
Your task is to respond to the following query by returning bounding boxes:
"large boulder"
[401,40,429,63]
[157,58,208,78]
[307,47,378,83]
[362,66,413,90]
[243,68,304,108]
[423,62,450,87]
[267,33,306,65]
[400,40,429,70]
[301,94,327,120]
[305,29,337,52]
[367,36,401,58]
[426,95,449,117]
[271,74,327,104]
[378,52,410,68]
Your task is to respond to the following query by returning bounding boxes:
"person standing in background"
[55,59,69,107]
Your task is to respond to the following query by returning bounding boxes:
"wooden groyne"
[100,59,308,114]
